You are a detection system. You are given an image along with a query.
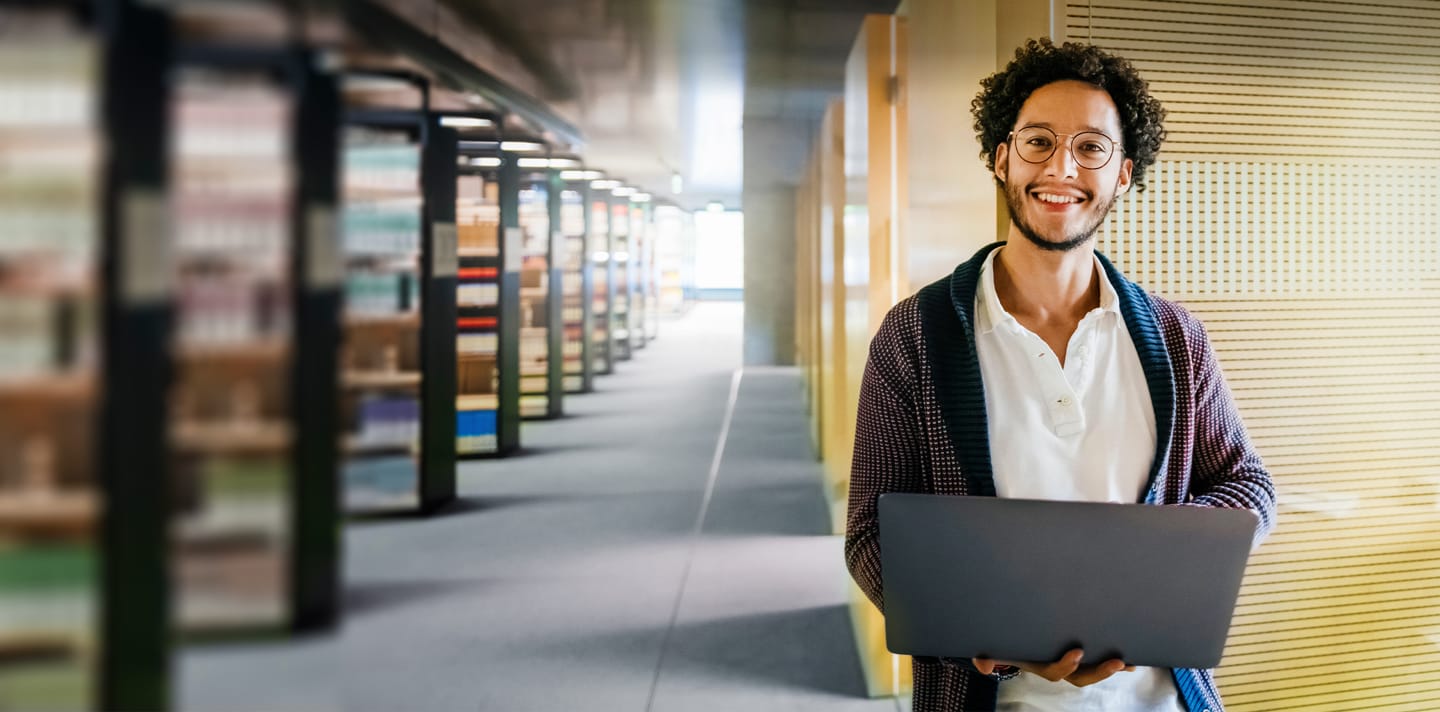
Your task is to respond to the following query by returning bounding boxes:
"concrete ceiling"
[377,0,895,210]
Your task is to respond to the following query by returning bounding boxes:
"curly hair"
[972,38,1166,192]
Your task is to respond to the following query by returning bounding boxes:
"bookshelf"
[559,178,591,393]
[166,10,344,636]
[167,69,296,635]
[654,204,695,315]
[454,136,520,457]
[0,4,174,709]
[455,166,502,454]
[610,200,632,361]
[589,192,614,376]
[340,79,458,513]
[457,136,521,455]
[630,199,655,346]
[0,19,107,711]
[340,121,422,512]
[517,171,561,418]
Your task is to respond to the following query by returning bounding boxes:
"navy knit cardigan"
[845,242,1277,712]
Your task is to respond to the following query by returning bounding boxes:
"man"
[844,38,1277,712]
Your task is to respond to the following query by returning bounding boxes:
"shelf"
[172,420,292,456]
[345,312,421,329]
[0,268,93,299]
[0,491,97,538]
[343,186,422,203]
[342,436,417,457]
[0,373,95,403]
[178,339,289,363]
[0,633,80,661]
[457,394,498,411]
[344,250,420,269]
[343,370,422,391]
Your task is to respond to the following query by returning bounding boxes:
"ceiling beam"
[345,0,584,148]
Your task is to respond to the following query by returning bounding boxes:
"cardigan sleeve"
[844,303,926,613]
[1184,318,1278,544]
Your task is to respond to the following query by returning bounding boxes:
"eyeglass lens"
[1012,127,1115,170]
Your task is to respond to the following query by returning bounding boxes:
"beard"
[1003,174,1117,253]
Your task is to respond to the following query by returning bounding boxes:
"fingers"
[1024,648,1085,682]
[974,649,1136,687]
[1065,659,1135,687]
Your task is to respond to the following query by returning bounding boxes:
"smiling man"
[844,39,1276,712]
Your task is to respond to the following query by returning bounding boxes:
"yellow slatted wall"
[1067,2,1440,710]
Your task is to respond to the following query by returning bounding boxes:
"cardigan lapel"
[918,242,1003,496]
[1095,251,1176,503]
[922,242,1176,502]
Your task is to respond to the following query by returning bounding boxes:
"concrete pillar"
[742,117,813,366]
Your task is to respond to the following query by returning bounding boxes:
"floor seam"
[643,368,744,712]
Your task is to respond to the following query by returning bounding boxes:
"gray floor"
[180,302,905,711]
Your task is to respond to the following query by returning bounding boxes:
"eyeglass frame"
[1005,125,1125,170]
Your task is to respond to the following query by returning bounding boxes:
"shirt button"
[1057,397,1072,407]
[1076,345,1089,357]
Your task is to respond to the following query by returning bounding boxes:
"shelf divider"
[419,116,458,511]
[98,2,174,708]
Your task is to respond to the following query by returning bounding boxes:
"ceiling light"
[501,141,545,152]
[671,173,683,194]
[632,193,652,203]
[517,158,551,168]
[561,170,604,181]
[590,179,620,190]
[440,116,493,128]
[612,186,635,197]
[470,157,502,167]
[706,201,725,212]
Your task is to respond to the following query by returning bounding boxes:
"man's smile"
[1030,187,1088,207]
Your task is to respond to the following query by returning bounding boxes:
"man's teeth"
[1035,193,1080,204]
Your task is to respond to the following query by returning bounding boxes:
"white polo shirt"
[973,247,1185,712]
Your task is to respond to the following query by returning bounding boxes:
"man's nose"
[1043,138,1079,178]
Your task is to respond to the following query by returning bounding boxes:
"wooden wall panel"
[1072,2,1440,709]
[819,99,849,531]
[843,14,913,699]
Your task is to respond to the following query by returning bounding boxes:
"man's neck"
[992,228,1101,327]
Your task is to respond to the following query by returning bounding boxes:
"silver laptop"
[877,493,1259,669]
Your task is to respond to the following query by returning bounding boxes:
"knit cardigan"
[844,243,1277,712]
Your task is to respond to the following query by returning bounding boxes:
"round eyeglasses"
[1008,126,1122,170]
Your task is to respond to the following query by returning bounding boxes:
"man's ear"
[994,142,1009,185]
[1116,156,1134,194]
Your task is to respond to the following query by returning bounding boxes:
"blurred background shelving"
[558,174,592,394]
[0,22,104,711]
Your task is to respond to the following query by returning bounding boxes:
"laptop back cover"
[877,493,1258,669]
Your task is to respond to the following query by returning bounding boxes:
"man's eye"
[1025,137,1053,148]
[1078,141,1107,153]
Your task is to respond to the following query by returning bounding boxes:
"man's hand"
[972,648,1135,687]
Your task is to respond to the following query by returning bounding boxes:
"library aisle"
[180,302,901,712]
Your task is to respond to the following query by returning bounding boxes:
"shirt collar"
[975,245,1122,336]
